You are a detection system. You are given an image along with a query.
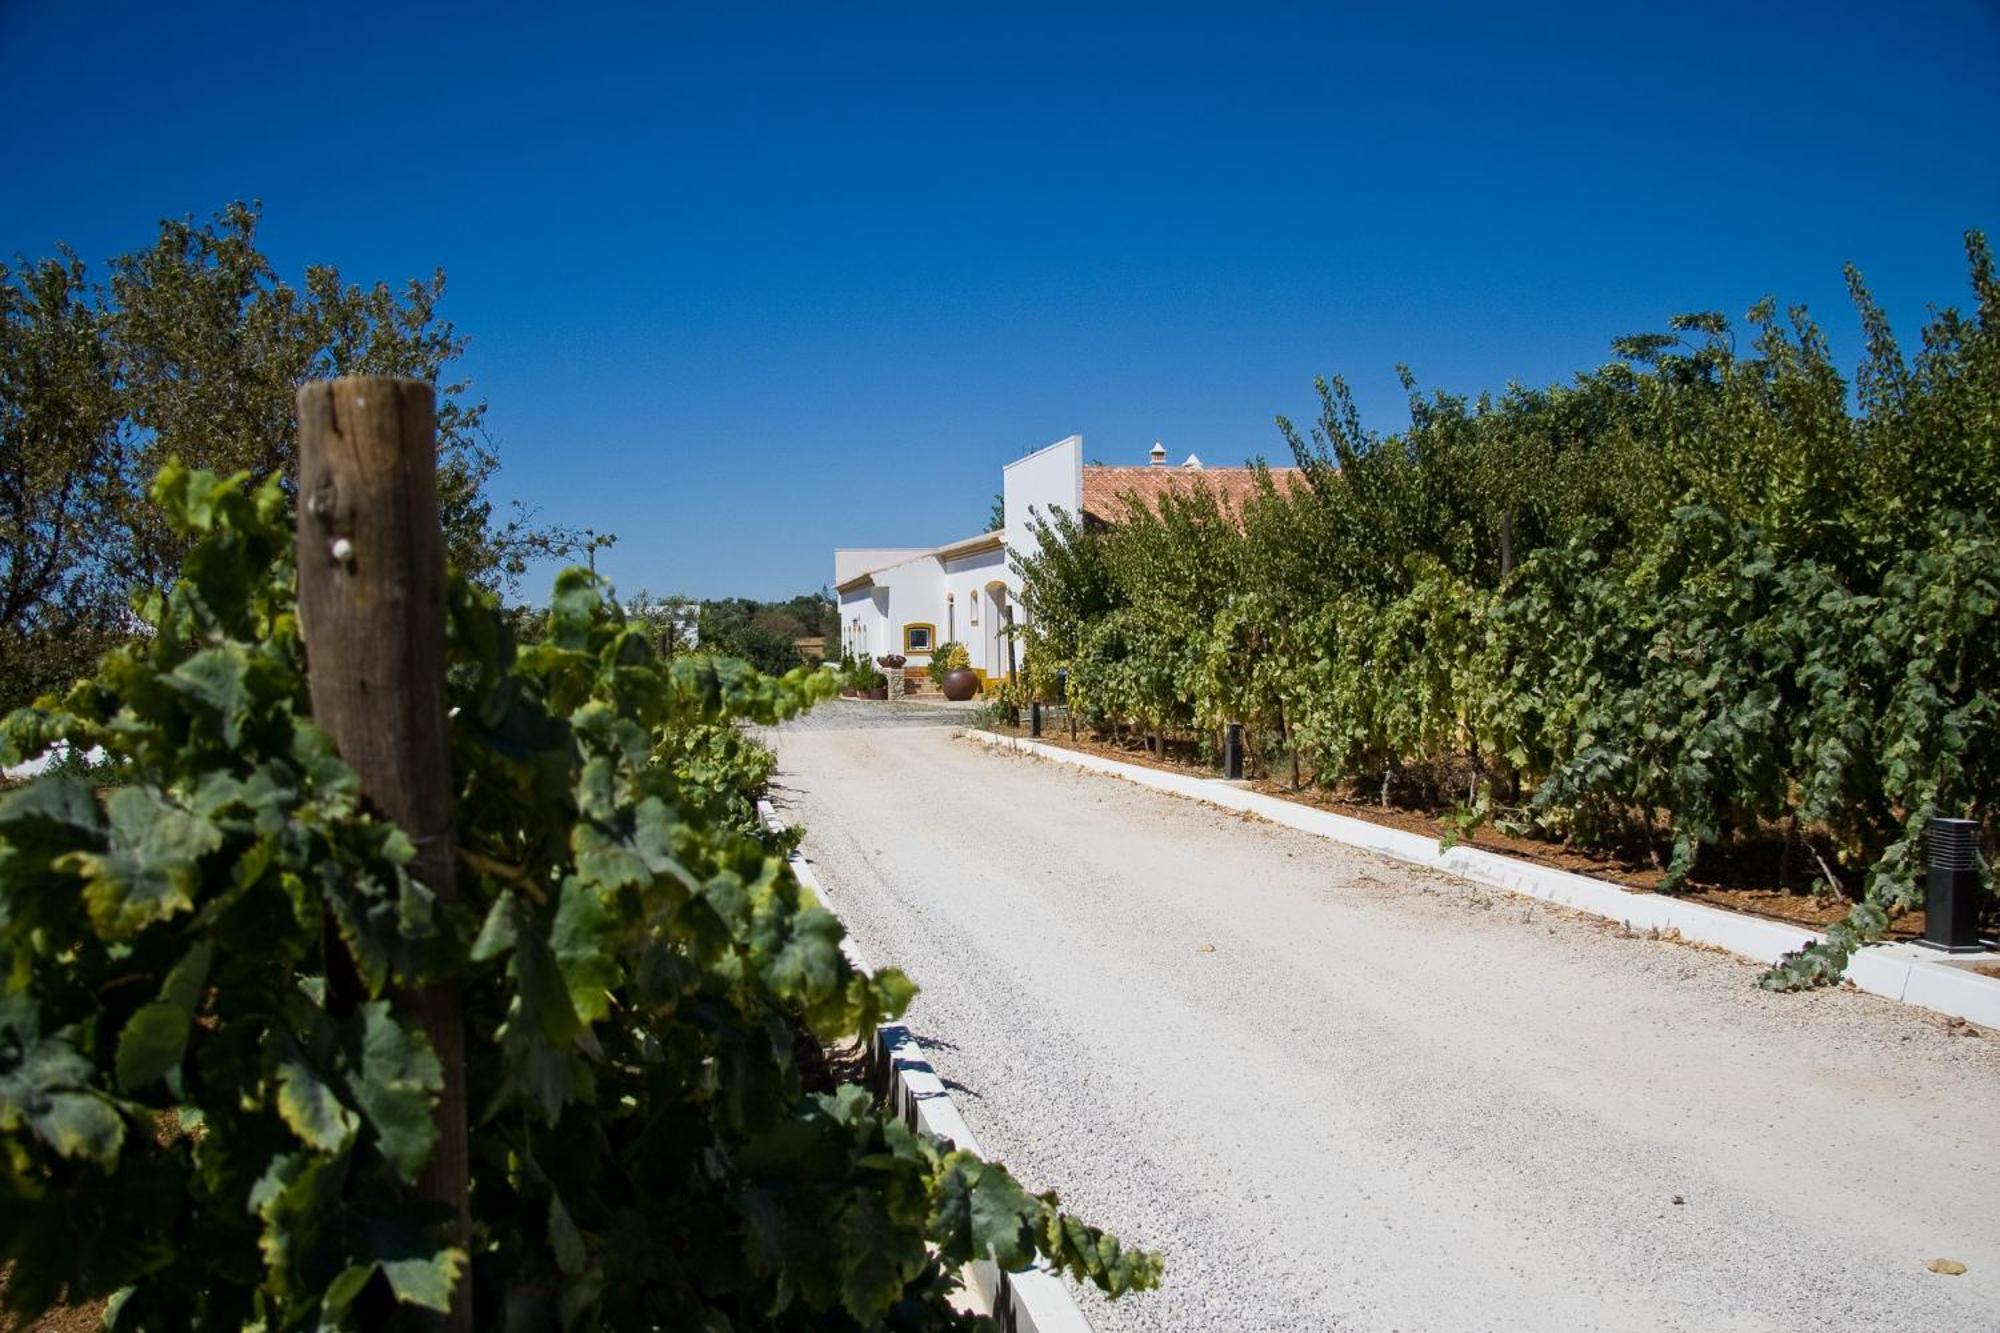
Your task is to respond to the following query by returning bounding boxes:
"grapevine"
[1017,237,2000,988]
[0,464,1161,1328]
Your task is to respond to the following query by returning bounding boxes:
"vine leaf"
[166,644,259,746]
[377,1248,467,1312]
[349,1002,442,1184]
[838,1196,925,1316]
[0,996,125,1167]
[115,1002,191,1091]
[767,904,842,1006]
[273,1038,358,1154]
[553,878,618,1023]
[470,888,520,962]
[116,939,215,1090]
[0,774,104,851]
[59,787,221,938]
[548,1193,586,1276]
[931,1153,1037,1270]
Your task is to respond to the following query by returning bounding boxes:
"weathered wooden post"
[296,377,471,1329]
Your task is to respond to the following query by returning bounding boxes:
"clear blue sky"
[5,2,1997,601]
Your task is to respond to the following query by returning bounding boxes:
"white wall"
[831,436,1079,678]
[834,547,931,586]
[941,546,1008,673]
[1002,435,1082,580]
[838,585,891,662]
[872,556,945,661]
[1001,435,1081,663]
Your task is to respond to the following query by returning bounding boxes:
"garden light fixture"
[1920,816,1988,953]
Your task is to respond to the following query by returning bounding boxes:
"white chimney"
[1149,440,1166,467]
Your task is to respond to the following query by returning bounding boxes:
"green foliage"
[0,246,130,708]
[970,698,1019,731]
[698,593,834,675]
[1018,237,2000,987]
[0,468,1158,1327]
[615,588,700,660]
[926,641,970,687]
[835,654,887,694]
[0,203,601,716]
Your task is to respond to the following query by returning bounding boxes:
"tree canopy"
[0,203,596,714]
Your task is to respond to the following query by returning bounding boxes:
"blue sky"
[4,2,1997,600]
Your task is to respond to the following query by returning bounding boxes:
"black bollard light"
[1224,722,1244,781]
[1920,816,1987,952]
[1030,700,1042,737]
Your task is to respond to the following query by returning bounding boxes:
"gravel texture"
[768,720,2000,1333]
[777,697,985,732]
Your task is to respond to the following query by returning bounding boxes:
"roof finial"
[1149,440,1167,467]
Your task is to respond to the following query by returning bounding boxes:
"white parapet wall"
[757,798,1097,1332]
[957,730,2000,1031]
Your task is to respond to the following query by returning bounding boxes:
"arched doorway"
[983,581,1011,680]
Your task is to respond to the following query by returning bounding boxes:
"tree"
[698,598,806,675]
[0,203,596,713]
[0,250,127,710]
[621,589,702,658]
[988,491,1005,532]
[695,593,841,674]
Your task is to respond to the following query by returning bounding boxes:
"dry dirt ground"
[770,703,2000,1333]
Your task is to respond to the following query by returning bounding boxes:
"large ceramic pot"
[941,667,980,702]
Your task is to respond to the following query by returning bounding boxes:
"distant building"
[668,604,700,650]
[832,436,1297,679]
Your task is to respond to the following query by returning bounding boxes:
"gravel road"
[768,713,2000,1333]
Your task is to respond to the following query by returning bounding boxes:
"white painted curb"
[758,799,1095,1333]
[958,730,2000,1030]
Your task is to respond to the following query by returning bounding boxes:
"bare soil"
[0,1270,102,1333]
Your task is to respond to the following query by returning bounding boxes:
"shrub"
[926,641,970,687]
[972,698,1018,731]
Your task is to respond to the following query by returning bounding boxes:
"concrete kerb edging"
[756,798,1094,1333]
[956,730,2000,1031]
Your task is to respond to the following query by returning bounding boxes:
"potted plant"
[840,657,888,699]
[928,641,978,701]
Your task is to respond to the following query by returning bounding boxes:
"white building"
[833,435,1291,682]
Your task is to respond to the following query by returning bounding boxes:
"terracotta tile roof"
[1079,464,1305,524]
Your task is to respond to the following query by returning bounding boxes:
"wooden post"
[295,377,471,1330]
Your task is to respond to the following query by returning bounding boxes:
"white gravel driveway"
[769,708,2000,1332]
